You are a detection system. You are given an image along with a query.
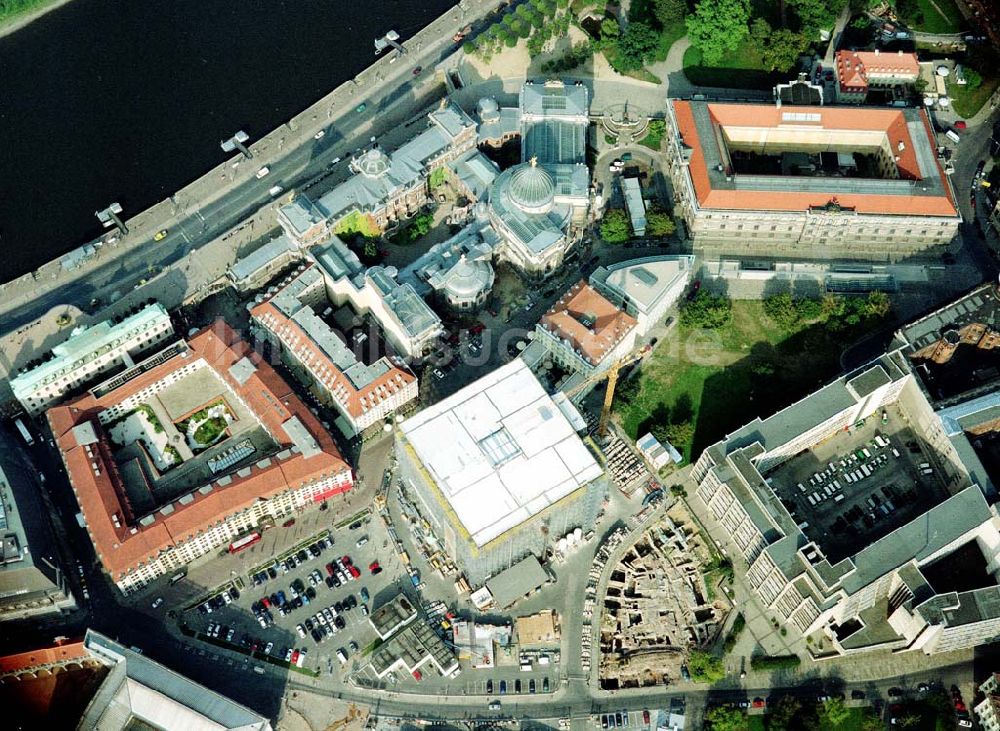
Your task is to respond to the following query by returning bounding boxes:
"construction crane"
[561,344,652,438]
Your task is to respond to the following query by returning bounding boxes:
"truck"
[14,418,33,446]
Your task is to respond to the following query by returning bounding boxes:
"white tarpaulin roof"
[401,360,602,547]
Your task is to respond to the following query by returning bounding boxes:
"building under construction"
[395,359,608,585]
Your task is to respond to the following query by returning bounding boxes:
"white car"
[314,130,326,140]
[151,597,163,609]
[296,624,306,638]
[296,648,307,668]
[264,642,274,655]
[256,166,271,179]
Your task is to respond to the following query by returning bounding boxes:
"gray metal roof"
[229,234,298,283]
[590,255,695,317]
[81,630,271,730]
[313,236,364,281]
[281,415,321,459]
[485,554,548,607]
[449,149,500,200]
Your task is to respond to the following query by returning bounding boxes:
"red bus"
[228,532,261,554]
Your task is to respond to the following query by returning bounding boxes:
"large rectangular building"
[396,359,606,585]
[663,100,960,263]
[12,303,175,417]
[692,349,1000,656]
[48,322,352,594]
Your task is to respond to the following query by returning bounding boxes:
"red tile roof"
[48,322,352,582]
[673,101,957,217]
[250,268,416,420]
[541,281,637,365]
[0,640,87,673]
[835,50,920,93]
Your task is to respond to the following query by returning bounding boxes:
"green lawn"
[950,75,1000,118]
[901,0,966,35]
[747,717,766,731]
[0,0,61,27]
[615,301,865,462]
[683,43,787,90]
[193,417,228,445]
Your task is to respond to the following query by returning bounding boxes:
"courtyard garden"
[613,292,892,462]
[108,403,181,472]
[178,401,234,452]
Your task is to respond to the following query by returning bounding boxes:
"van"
[946,129,961,144]
[807,495,817,506]
[921,467,934,475]
[256,166,271,179]
[268,185,284,197]
[336,649,348,664]
[892,448,901,458]
[812,491,822,503]
[834,494,845,503]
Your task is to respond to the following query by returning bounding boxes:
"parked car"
[151,597,163,609]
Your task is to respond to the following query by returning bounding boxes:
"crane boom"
[560,344,651,438]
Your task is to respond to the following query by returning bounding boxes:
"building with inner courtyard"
[663,100,960,263]
[48,322,352,594]
[692,334,1000,655]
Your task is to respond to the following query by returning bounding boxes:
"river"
[0,0,456,281]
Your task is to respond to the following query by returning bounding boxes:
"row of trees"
[463,0,570,62]
[706,696,881,731]
[762,291,891,331]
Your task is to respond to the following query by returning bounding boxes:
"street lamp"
[221,130,253,160]
[96,202,128,235]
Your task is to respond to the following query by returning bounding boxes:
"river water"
[0,0,455,280]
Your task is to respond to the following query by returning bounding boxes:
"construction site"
[597,507,726,689]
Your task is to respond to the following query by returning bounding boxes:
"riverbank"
[0,0,73,39]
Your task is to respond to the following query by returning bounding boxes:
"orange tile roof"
[835,50,920,93]
[673,100,957,217]
[0,640,87,673]
[48,322,352,582]
[250,276,416,420]
[541,281,637,365]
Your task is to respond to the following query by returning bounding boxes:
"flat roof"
[400,359,603,547]
[485,554,548,607]
[670,100,957,217]
[591,255,695,316]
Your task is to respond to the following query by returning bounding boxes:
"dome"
[507,160,555,214]
[443,255,494,302]
[355,147,390,178]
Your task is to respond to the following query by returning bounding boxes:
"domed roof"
[507,159,554,213]
[355,147,389,178]
[443,255,494,300]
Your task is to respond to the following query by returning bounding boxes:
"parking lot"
[769,403,952,563]
[181,510,410,677]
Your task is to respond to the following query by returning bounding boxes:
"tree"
[687,650,725,682]
[615,21,660,71]
[864,290,891,318]
[406,212,434,241]
[767,696,805,731]
[462,40,476,55]
[652,0,688,27]
[680,292,732,329]
[761,29,810,72]
[686,0,750,66]
[750,17,772,43]
[704,705,748,731]
[646,210,676,237]
[788,0,847,34]
[964,68,983,90]
[600,209,631,243]
[763,293,800,328]
[601,17,620,39]
[819,699,851,728]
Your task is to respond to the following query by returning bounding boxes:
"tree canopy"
[652,0,688,27]
[645,210,676,237]
[615,21,661,71]
[680,292,733,329]
[704,705,748,731]
[761,28,811,71]
[600,209,631,243]
[788,0,847,34]
[686,0,750,66]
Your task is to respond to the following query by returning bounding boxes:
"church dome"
[355,147,390,179]
[507,160,554,214]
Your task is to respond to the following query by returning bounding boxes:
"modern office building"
[48,323,352,594]
[589,256,695,336]
[663,100,960,263]
[396,359,606,584]
[0,631,272,730]
[0,435,75,620]
[835,50,920,103]
[535,280,638,377]
[277,101,477,245]
[11,303,175,417]
[311,237,444,360]
[250,263,418,437]
[692,347,1000,656]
